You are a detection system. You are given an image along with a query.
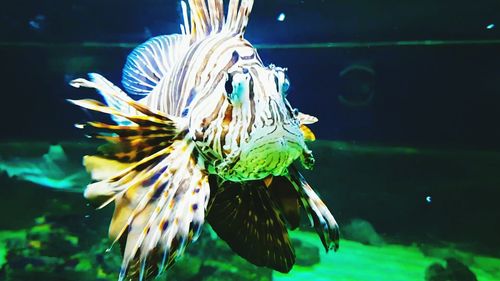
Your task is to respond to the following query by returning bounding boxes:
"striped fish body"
[140,33,306,181]
[69,1,339,280]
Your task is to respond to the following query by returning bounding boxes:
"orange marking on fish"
[263,176,273,187]
[300,125,316,141]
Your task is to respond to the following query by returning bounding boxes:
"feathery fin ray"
[206,178,295,273]
[182,0,254,41]
[70,76,209,280]
[70,1,339,280]
[122,34,191,97]
[287,166,340,252]
[115,140,210,281]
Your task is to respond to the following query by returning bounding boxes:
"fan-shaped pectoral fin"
[84,140,210,281]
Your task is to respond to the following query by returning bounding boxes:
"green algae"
[0,230,27,268]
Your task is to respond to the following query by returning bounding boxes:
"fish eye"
[282,75,290,94]
[274,71,290,96]
[225,74,233,94]
[274,75,280,93]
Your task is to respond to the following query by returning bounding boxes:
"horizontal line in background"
[0,39,500,49]
[1,140,498,156]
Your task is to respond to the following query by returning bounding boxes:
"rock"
[425,263,448,281]
[292,238,321,266]
[425,258,477,281]
[2,215,117,281]
[342,218,385,246]
[446,258,478,281]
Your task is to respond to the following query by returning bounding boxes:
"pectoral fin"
[300,124,316,141]
[116,140,210,281]
[298,112,317,141]
[71,80,209,281]
[207,179,295,273]
[287,166,339,252]
[85,140,210,281]
[268,176,301,230]
[297,112,318,125]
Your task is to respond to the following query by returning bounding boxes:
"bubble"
[28,14,46,30]
[277,13,286,22]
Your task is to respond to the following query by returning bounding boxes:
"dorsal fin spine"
[182,0,253,41]
[181,1,191,35]
[225,0,239,32]
[207,0,216,32]
[118,0,254,104]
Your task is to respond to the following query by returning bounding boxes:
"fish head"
[190,46,312,181]
[222,63,308,180]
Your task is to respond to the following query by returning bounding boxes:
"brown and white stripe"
[69,1,339,280]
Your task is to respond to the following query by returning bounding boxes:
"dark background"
[0,0,499,150]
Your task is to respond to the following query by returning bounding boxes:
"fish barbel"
[69,0,339,280]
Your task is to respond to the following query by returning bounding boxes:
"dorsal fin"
[181,0,254,42]
[121,0,254,97]
[121,34,190,97]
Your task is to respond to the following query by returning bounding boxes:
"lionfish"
[69,0,339,280]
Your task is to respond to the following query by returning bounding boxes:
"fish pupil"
[225,74,233,96]
[283,76,290,93]
[274,76,280,93]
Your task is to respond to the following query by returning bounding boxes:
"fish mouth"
[221,136,302,181]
